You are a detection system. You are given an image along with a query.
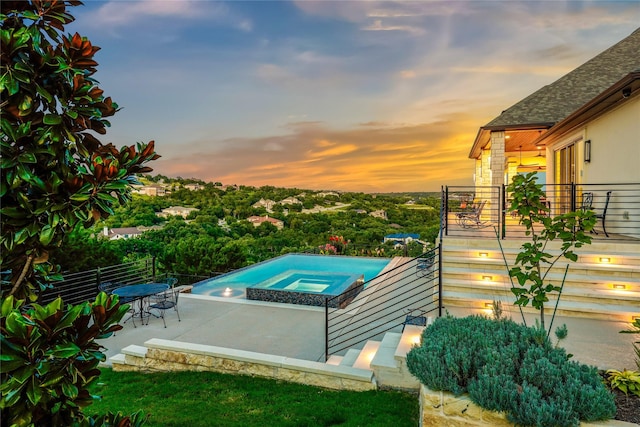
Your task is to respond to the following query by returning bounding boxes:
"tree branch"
[9,254,35,296]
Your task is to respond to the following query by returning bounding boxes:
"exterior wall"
[582,96,640,184]
[547,98,640,238]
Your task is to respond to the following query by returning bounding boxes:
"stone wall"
[111,338,375,392]
[419,385,636,427]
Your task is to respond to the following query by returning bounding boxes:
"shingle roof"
[484,28,640,129]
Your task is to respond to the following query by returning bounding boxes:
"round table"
[113,283,169,326]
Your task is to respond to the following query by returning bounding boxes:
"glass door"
[554,143,576,213]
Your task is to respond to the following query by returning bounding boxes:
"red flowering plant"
[319,243,338,255]
[328,235,348,254]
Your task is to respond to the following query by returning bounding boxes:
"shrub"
[606,369,640,397]
[407,316,615,426]
[0,294,147,426]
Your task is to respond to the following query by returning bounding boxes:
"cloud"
[89,0,252,32]
[362,19,425,35]
[154,115,478,192]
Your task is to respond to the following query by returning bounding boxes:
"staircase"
[109,323,427,392]
[440,237,640,321]
[325,323,427,390]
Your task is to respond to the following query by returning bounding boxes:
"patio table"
[113,283,169,326]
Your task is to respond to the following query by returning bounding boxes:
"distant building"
[280,197,302,205]
[405,200,417,205]
[353,209,367,214]
[135,184,168,197]
[252,198,276,212]
[157,206,199,219]
[383,233,420,244]
[184,183,203,191]
[369,210,388,220]
[102,227,142,240]
[317,191,340,198]
[246,215,284,230]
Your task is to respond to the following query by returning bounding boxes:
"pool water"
[192,254,390,299]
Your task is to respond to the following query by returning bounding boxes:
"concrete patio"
[100,293,638,372]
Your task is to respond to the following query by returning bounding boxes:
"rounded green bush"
[406,315,615,427]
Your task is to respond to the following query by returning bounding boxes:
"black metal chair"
[149,286,181,328]
[594,191,612,237]
[582,191,611,237]
[402,308,428,331]
[455,200,488,228]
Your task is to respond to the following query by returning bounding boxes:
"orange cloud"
[155,111,478,192]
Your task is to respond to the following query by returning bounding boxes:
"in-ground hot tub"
[192,254,390,307]
[245,270,364,307]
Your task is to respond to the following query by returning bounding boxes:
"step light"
[482,275,493,282]
[599,257,611,263]
[478,252,489,258]
[612,284,627,290]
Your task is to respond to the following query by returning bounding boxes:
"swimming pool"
[192,254,391,306]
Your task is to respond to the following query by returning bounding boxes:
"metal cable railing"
[324,246,441,360]
[38,258,156,306]
[443,183,640,241]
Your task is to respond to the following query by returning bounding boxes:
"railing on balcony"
[443,183,640,242]
[324,247,441,361]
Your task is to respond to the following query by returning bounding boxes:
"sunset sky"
[70,1,639,192]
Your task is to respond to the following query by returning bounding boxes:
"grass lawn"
[88,369,419,427]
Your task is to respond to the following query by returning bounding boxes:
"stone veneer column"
[488,131,506,221]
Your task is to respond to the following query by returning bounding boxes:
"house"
[383,233,420,244]
[280,197,302,205]
[102,226,142,240]
[252,198,277,212]
[441,28,640,322]
[156,206,199,219]
[246,215,284,230]
[317,191,340,198]
[369,210,388,220]
[184,183,203,191]
[135,184,167,197]
[468,27,639,237]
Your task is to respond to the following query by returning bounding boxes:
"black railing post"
[152,256,156,281]
[437,244,443,317]
[324,297,329,361]
[570,183,576,213]
[96,267,101,289]
[501,184,507,239]
[443,186,449,236]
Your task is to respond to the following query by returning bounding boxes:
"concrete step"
[340,348,361,367]
[326,355,343,366]
[442,292,637,321]
[442,237,640,256]
[440,278,640,303]
[109,353,126,365]
[122,344,148,358]
[370,332,402,371]
[352,340,380,370]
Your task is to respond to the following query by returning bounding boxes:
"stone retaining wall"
[420,385,636,427]
[111,338,375,392]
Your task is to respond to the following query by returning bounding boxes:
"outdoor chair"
[149,285,181,328]
[150,277,178,303]
[455,200,488,228]
[581,191,612,237]
[402,308,427,331]
[416,253,435,278]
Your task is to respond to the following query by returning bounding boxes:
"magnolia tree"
[1,0,159,299]
[1,1,157,424]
